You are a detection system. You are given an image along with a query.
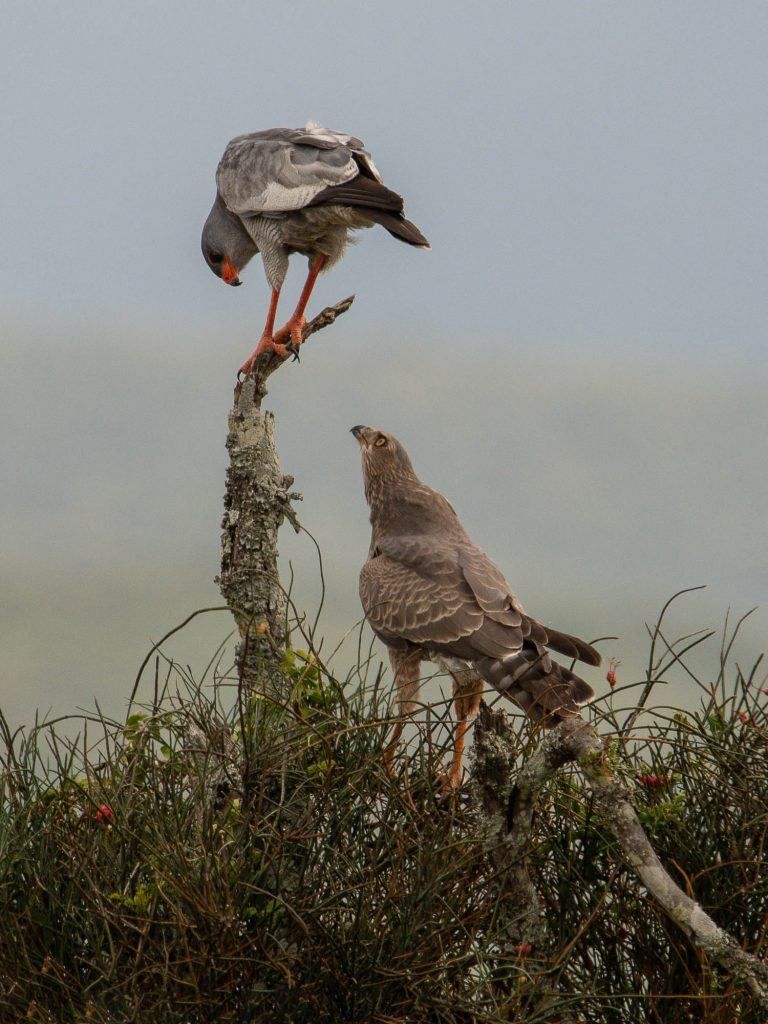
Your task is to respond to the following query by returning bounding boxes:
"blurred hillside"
[1,315,765,726]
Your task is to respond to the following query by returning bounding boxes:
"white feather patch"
[254,181,325,212]
[303,121,350,146]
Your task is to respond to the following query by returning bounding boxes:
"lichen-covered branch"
[560,718,768,1010]
[472,709,768,1009]
[472,702,579,1021]
[471,702,551,949]
[216,296,354,698]
[184,717,239,836]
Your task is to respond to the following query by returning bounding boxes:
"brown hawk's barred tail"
[474,647,595,726]
[540,626,602,667]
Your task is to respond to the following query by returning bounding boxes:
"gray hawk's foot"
[273,315,307,358]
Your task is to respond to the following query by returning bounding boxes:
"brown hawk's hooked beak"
[351,425,372,448]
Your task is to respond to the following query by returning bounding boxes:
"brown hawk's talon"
[435,768,462,804]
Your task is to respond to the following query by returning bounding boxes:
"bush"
[0,601,766,1022]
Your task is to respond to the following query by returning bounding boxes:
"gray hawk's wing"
[216,124,383,216]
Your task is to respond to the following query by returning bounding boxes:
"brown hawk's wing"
[459,542,601,666]
[359,552,484,647]
[360,536,596,720]
[359,536,527,659]
[459,544,533,629]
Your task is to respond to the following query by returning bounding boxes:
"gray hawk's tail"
[307,173,430,248]
[356,208,431,248]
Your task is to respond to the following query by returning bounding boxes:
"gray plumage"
[201,123,429,292]
[353,426,600,728]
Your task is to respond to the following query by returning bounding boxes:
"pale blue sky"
[1,3,766,725]
[2,2,767,347]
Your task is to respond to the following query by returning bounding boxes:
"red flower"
[637,773,669,789]
[512,944,533,957]
[738,712,749,725]
[94,804,114,825]
[606,657,622,689]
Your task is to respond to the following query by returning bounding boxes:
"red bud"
[606,658,622,689]
[94,804,114,825]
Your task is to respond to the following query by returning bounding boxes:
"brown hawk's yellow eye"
[374,436,387,447]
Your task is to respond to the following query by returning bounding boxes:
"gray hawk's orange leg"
[239,286,282,375]
[273,255,327,354]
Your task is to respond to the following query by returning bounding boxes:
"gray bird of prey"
[352,426,601,791]
[202,123,429,374]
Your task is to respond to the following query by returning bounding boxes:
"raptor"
[352,425,601,791]
[202,123,429,374]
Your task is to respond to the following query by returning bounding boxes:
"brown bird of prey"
[352,426,601,791]
[201,123,429,374]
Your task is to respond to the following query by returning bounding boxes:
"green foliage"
[0,601,766,1023]
[536,598,768,1023]
[636,791,687,831]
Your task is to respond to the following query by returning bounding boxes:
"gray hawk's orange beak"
[222,257,241,286]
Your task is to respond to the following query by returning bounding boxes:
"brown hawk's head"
[351,425,417,506]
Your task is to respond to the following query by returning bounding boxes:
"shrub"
[0,601,765,1022]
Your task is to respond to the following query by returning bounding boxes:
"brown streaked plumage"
[351,425,601,791]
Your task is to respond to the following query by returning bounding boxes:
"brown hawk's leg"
[273,255,327,353]
[435,661,484,796]
[449,675,484,789]
[383,647,423,775]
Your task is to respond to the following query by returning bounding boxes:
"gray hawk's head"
[201,194,258,287]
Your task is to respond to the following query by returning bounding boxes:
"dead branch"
[236,295,355,402]
[472,706,768,1010]
[471,703,553,950]
[216,296,354,698]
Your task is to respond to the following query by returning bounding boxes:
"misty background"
[2,3,766,728]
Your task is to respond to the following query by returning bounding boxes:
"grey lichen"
[216,297,354,701]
